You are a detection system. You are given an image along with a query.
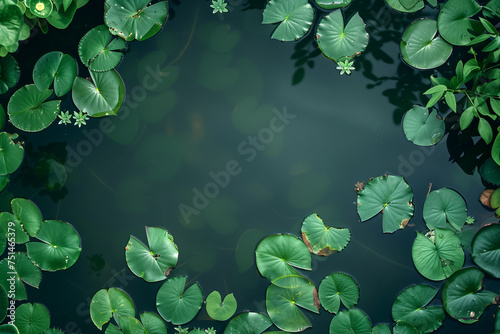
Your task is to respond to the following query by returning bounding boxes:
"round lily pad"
[33,51,77,97]
[156,276,203,325]
[357,175,414,233]
[372,324,391,334]
[0,324,19,334]
[0,54,20,95]
[393,321,418,334]
[90,288,136,330]
[471,224,500,278]
[316,10,369,62]
[0,212,29,244]
[437,0,483,46]
[0,132,23,176]
[318,272,359,314]
[11,198,42,237]
[403,106,445,145]
[139,312,168,334]
[314,0,351,9]
[329,308,372,334]
[423,188,467,231]
[205,291,237,321]
[301,213,351,256]
[262,0,314,42]
[78,25,127,72]
[14,303,50,334]
[479,157,500,186]
[412,227,464,281]
[223,312,272,334]
[29,0,53,18]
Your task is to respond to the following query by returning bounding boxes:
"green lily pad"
[442,267,498,323]
[329,308,372,334]
[356,175,414,233]
[471,224,500,278]
[78,25,127,72]
[255,234,311,286]
[392,321,418,334]
[0,54,20,95]
[29,0,52,18]
[223,312,272,334]
[391,284,445,333]
[318,272,359,314]
[0,324,19,334]
[437,0,483,46]
[0,285,6,322]
[26,220,82,271]
[0,212,29,244]
[90,288,136,330]
[384,0,424,12]
[0,253,39,300]
[11,198,42,237]
[316,10,369,62]
[423,188,467,231]
[262,0,314,42]
[412,227,465,281]
[401,19,452,70]
[156,276,203,325]
[0,1,23,48]
[14,303,50,334]
[105,323,123,334]
[46,0,77,29]
[139,312,168,334]
[266,276,319,332]
[205,291,237,321]
[372,324,391,334]
[9,252,42,288]
[403,106,445,145]
[104,0,168,42]
[301,213,350,256]
[8,85,60,132]
[115,315,145,334]
[314,0,351,9]
[72,69,124,117]
[125,226,178,282]
[479,157,500,186]
[33,51,77,97]
[0,132,23,176]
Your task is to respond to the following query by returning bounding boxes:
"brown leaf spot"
[400,219,410,228]
[165,267,173,277]
[301,232,314,254]
[313,287,321,312]
[480,189,495,208]
[317,246,335,257]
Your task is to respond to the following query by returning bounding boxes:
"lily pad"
[0,212,29,244]
[156,276,203,325]
[205,291,237,321]
[318,272,359,314]
[46,0,77,29]
[8,85,60,132]
[356,175,414,233]
[0,285,6,322]
[0,252,44,300]
[329,308,372,334]
[479,157,500,186]
[0,132,23,176]
[471,224,500,278]
[33,51,77,96]
[316,10,369,62]
[0,1,23,48]
[0,54,20,95]
[437,0,483,46]
[11,198,42,237]
[90,288,136,330]
[392,321,418,334]
[14,303,50,334]
[29,0,53,18]
[104,0,168,42]
[255,234,311,286]
[115,315,145,333]
[423,188,467,231]
[125,226,178,282]
[301,213,351,256]
[0,324,19,334]
[372,324,391,334]
[442,267,498,323]
[403,106,445,145]
[262,0,314,42]
[314,0,351,9]
[266,276,319,332]
[391,284,445,333]
[223,312,272,334]
[78,25,127,72]
[384,0,424,12]
[412,227,465,281]
[26,220,82,271]
[72,69,125,117]
[139,312,168,334]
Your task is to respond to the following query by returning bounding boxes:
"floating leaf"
[262,0,314,42]
[318,272,359,314]
[392,284,445,333]
[479,157,500,186]
[442,267,498,323]
[0,1,24,48]
[223,312,272,334]
[0,324,19,334]
[78,25,127,72]
[412,227,464,281]
[372,324,391,334]
[205,291,237,321]
[156,276,203,325]
[90,288,136,330]
[0,212,29,244]
[11,198,42,237]
[125,226,178,282]
[329,308,372,334]
[437,0,483,46]
[356,175,414,233]
[403,106,445,145]
[33,51,77,97]
[0,285,6,322]
[0,132,23,176]
[423,188,467,231]
[314,0,351,9]
[393,321,418,334]
[471,224,500,278]
[301,213,350,256]
[13,303,50,334]
[46,0,77,29]
[316,10,369,62]
[26,220,82,271]
[0,54,20,95]
[139,312,168,334]
[0,255,26,300]
[383,0,424,12]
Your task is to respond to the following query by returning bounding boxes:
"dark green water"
[4,0,500,333]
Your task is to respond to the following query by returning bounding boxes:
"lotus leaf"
[0,54,20,95]
[329,308,372,334]
[90,288,136,330]
[301,213,350,256]
[13,303,50,334]
[471,224,500,278]
[156,276,203,325]
[78,25,127,72]
[403,106,445,145]
[223,312,272,334]
[11,198,42,237]
[437,0,483,46]
[318,272,359,314]
[0,132,23,176]
[205,291,237,321]
[356,175,414,233]
[423,188,467,231]
[262,0,314,42]
[33,51,77,96]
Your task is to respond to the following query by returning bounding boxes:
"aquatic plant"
[210,0,228,14]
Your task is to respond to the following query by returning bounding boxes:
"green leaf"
[479,157,500,185]
[0,54,20,95]
[401,19,453,69]
[139,312,168,334]
[33,51,77,97]
[125,226,178,282]
[460,106,475,130]
[90,288,136,330]
[442,267,498,323]
[384,0,424,12]
[0,324,19,334]
[0,1,24,47]
[423,84,447,95]
[29,0,53,18]
[412,227,465,281]
[392,321,418,334]
[78,25,127,72]
[316,10,369,62]
[262,0,314,42]
[223,312,272,334]
[356,175,414,233]
[7,252,42,288]
[478,118,493,144]
[0,255,27,300]
[156,276,203,325]
[423,188,467,231]
[318,272,359,314]
[0,212,29,244]
[403,106,445,146]
[46,0,77,29]
[372,324,391,334]
[491,98,500,117]
[314,0,351,9]
[0,285,7,322]
[329,308,372,334]
[11,198,42,237]
[14,303,50,334]
[255,234,311,285]
[26,220,82,271]
[437,0,483,46]
[8,85,60,132]
[104,0,168,42]
[479,17,498,35]
[0,132,23,176]
[301,213,350,256]
[205,291,237,321]
[116,315,145,334]
[471,224,500,278]
[392,284,445,332]
[444,92,456,112]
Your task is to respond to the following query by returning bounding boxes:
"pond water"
[4,0,500,333]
